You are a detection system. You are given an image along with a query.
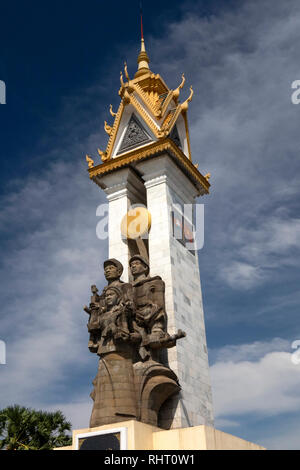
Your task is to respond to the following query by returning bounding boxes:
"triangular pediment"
[95,68,193,162]
[117,114,153,155]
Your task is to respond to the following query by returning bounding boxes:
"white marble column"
[136,155,214,429]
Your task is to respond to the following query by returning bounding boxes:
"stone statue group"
[84,256,185,429]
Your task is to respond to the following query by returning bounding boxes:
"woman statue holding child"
[89,284,140,427]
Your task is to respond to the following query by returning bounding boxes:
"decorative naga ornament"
[85,155,94,169]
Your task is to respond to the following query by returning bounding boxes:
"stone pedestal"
[54,420,265,451]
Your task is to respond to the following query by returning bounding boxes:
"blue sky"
[1,0,300,450]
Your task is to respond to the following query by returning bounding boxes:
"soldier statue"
[84,256,185,428]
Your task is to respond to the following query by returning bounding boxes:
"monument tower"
[86,32,214,430]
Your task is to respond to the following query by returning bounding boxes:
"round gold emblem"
[121,207,152,240]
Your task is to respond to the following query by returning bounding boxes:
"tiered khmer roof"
[86,39,210,196]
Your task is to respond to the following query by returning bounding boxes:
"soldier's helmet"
[103,258,124,276]
[129,255,150,276]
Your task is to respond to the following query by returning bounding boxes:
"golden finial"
[173,74,186,100]
[120,71,125,87]
[97,148,109,162]
[205,173,211,181]
[86,154,94,169]
[110,104,117,118]
[124,62,130,81]
[181,86,194,112]
[104,121,113,136]
[135,38,150,78]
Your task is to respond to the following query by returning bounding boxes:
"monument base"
[54,420,265,450]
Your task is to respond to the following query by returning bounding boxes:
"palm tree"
[0,405,72,450]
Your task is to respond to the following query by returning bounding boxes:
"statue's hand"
[123,300,134,315]
[129,332,142,343]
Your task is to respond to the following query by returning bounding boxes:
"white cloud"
[217,216,300,288]
[219,261,263,289]
[210,337,291,364]
[0,158,104,408]
[211,339,300,418]
[149,0,300,292]
[0,98,109,413]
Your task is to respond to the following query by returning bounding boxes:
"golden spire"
[135,39,151,78]
[135,5,150,78]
